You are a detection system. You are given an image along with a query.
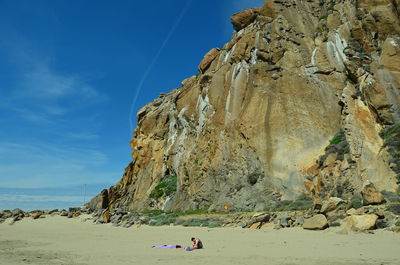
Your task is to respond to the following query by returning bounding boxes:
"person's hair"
[191,237,195,241]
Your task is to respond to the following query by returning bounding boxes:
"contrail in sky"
[129,0,193,133]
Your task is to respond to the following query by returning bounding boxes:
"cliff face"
[91,0,400,212]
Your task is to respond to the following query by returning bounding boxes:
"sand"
[0,215,399,265]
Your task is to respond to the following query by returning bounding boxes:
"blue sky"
[0,0,264,190]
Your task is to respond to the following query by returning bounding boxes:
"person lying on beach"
[152,245,182,249]
[152,238,203,251]
[191,237,203,249]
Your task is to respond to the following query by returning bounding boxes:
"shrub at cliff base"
[264,194,313,211]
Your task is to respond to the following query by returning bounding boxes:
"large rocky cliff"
[90,0,400,212]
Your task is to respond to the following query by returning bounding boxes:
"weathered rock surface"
[361,183,385,205]
[303,214,328,230]
[89,0,400,212]
[31,211,43,220]
[321,197,344,213]
[198,48,220,73]
[345,214,378,232]
[230,8,260,31]
[101,210,112,223]
[60,211,68,217]
[11,208,23,217]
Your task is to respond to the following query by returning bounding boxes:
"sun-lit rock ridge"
[90,0,400,212]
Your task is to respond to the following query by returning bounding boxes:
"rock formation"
[89,0,400,212]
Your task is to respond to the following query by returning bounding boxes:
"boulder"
[361,183,385,205]
[249,222,263,229]
[294,217,304,226]
[252,212,271,223]
[110,214,122,224]
[278,213,291,228]
[303,214,328,230]
[376,219,389,229]
[47,209,58,215]
[11,208,23,217]
[72,211,81,218]
[321,197,344,213]
[198,48,220,73]
[230,8,260,31]
[31,211,43,220]
[345,214,378,232]
[60,211,68,217]
[346,208,366,215]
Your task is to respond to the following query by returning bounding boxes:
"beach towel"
[152,245,181,249]
[152,245,193,251]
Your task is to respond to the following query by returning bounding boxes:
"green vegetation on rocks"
[382,191,400,203]
[380,123,400,184]
[387,203,400,215]
[149,175,177,199]
[350,196,363,209]
[175,209,211,216]
[318,131,351,167]
[264,195,313,211]
[181,218,221,228]
[147,213,177,226]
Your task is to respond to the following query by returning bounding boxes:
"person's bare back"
[191,237,203,249]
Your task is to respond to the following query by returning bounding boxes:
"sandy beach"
[0,215,399,265]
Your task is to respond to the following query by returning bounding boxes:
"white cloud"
[0,35,107,124]
[19,62,106,103]
[0,141,118,188]
[65,132,100,140]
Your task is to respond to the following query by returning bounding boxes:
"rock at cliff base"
[303,214,328,230]
[72,211,81,218]
[101,210,112,223]
[392,227,400,233]
[249,222,263,229]
[345,214,378,232]
[11,208,23,217]
[361,183,385,205]
[279,213,291,228]
[253,212,271,223]
[60,211,68,217]
[47,209,58,215]
[321,197,344,213]
[31,211,43,220]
